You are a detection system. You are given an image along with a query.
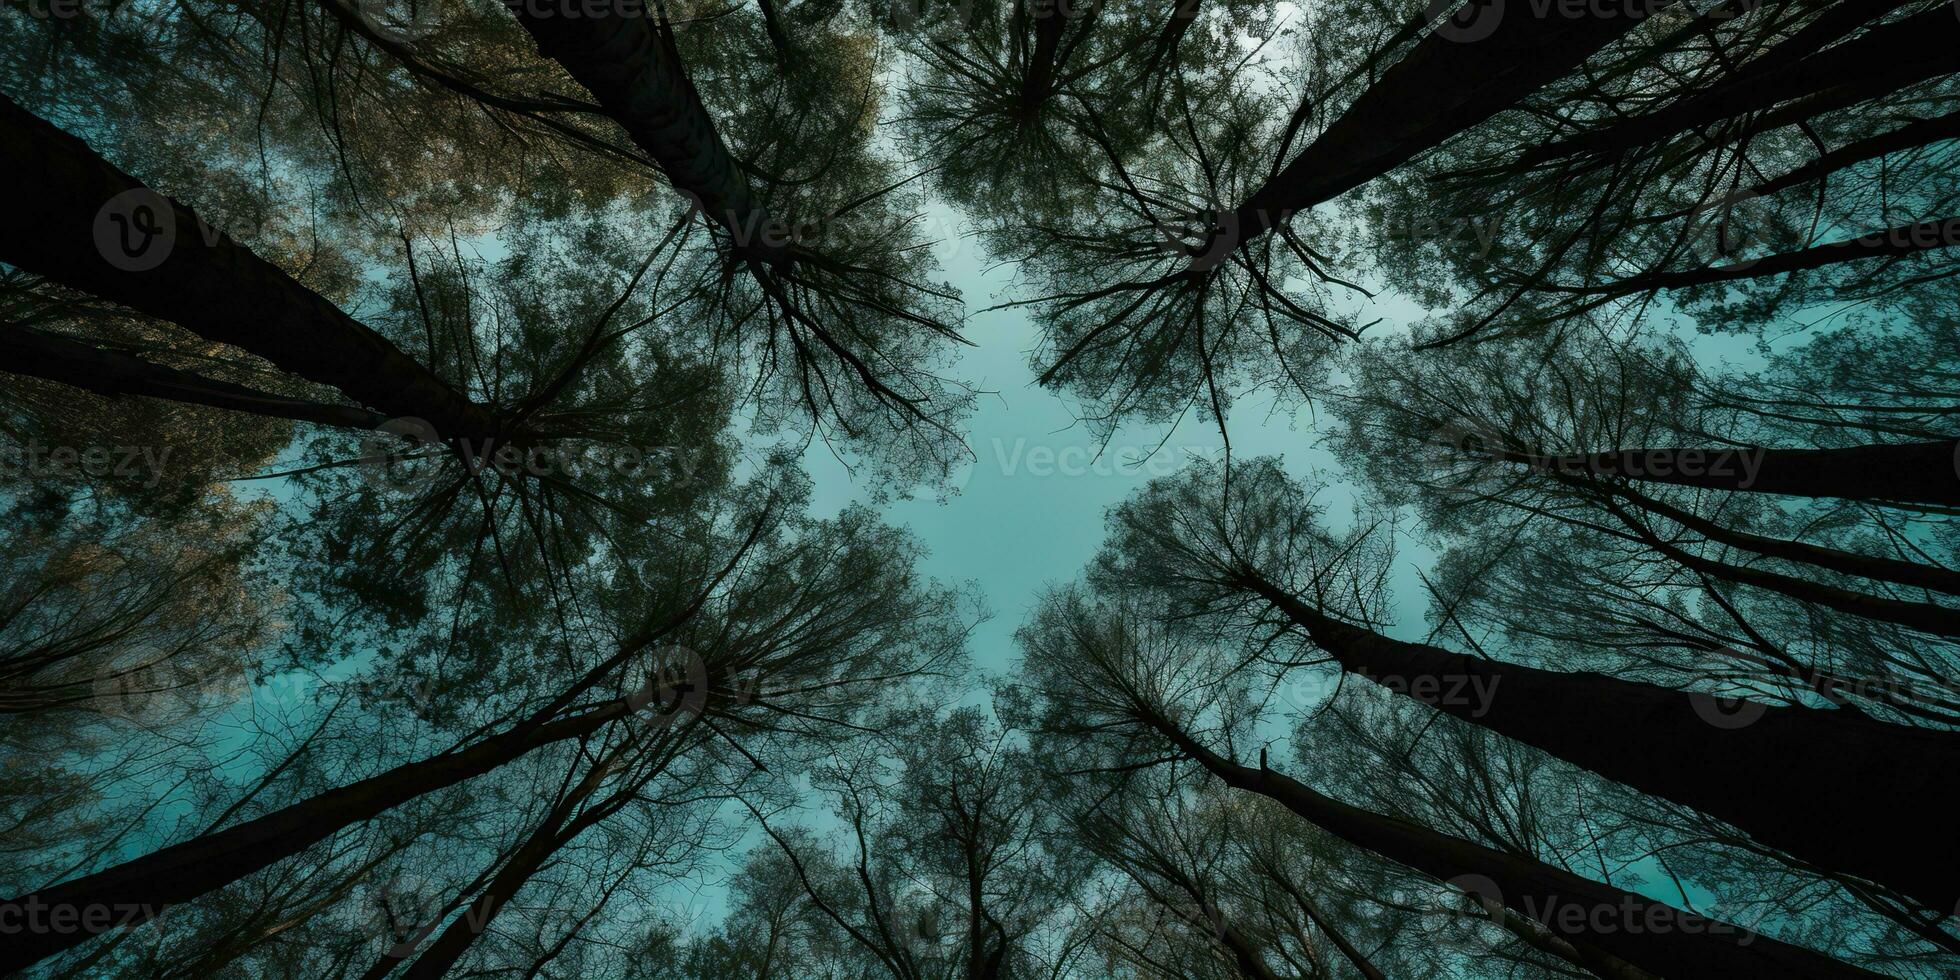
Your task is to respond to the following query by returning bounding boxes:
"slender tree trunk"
[755,0,796,62]
[510,6,790,261]
[1585,216,1960,294]
[1213,919,1283,980]
[1,324,387,431]
[1597,496,1960,637]
[0,95,503,443]
[1142,710,1883,978]
[394,765,611,979]
[1248,864,1387,980]
[1593,478,1960,597]
[0,700,639,974]
[1713,108,1960,208]
[1138,0,1203,80]
[1235,574,1960,912]
[1214,0,1693,250]
[1493,908,1656,980]
[1512,5,1957,170]
[1498,439,1960,507]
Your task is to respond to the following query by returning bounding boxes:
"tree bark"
[0,95,503,443]
[1,323,387,431]
[1144,711,1884,978]
[1498,440,1960,508]
[1236,574,1960,913]
[509,5,790,261]
[0,700,639,974]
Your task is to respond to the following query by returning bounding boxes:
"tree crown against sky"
[2,0,1957,975]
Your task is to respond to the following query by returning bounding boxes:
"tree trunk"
[394,763,612,979]
[1,324,387,431]
[0,95,503,444]
[1511,5,1956,170]
[1144,711,1883,978]
[1597,497,1960,637]
[755,0,796,62]
[1216,0,1692,249]
[1490,906,1657,980]
[1592,478,1960,597]
[1585,216,1960,295]
[1250,865,1388,980]
[1498,440,1960,507]
[509,6,790,262]
[1237,575,1960,912]
[1020,1,1070,112]
[0,700,639,974]
[1139,0,1204,80]
[1724,108,1960,205]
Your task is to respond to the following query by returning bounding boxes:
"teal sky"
[794,200,1439,694]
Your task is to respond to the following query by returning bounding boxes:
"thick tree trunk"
[1237,575,1960,912]
[1216,0,1690,249]
[0,95,502,444]
[1020,1,1070,112]
[1510,5,1957,170]
[1,324,387,431]
[510,6,789,261]
[1498,439,1960,507]
[1144,712,1883,978]
[0,700,638,974]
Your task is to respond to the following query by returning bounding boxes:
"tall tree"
[1017,593,1884,977]
[1089,456,1960,911]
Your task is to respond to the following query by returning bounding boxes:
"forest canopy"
[1,0,1957,976]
